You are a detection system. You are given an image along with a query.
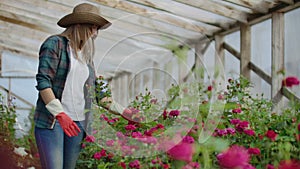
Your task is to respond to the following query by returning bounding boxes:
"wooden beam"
[281,87,300,103]
[90,0,218,35]
[240,23,251,79]
[219,1,300,37]
[223,42,240,60]
[223,0,272,13]
[271,12,285,101]
[248,62,272,84]
[275,0,294,5]
[125,0,224,30]
[174,0,249,23]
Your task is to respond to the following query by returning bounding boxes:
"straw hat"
[57,3,111,30]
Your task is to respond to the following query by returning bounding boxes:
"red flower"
[167,142,194,162]
[217,145,250,168]
[232,108,242,114]
[125,124,137,131]
[266,130,277,141]
[129,160,140,169]
[169,110,180,117]
[119,162,127,169]
[93,152,102,160]
[282,76,300,87]
[230,119,240,125]
[244,129,256,136]
[248,147,261,155]
[298,123,300,131]
[278,159,300,169]
[266,164,275,169]
[85,135,95,143]
[162,163,170,169]
[207,85,213,91]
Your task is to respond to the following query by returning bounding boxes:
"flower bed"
[76,76,300,169]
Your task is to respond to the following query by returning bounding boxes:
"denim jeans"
[35,121,85,169]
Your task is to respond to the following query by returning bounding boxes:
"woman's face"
[91,25,98,40]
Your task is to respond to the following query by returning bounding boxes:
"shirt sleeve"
[35,36,61,91]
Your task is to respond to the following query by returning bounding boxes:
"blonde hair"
[60,24,96,64]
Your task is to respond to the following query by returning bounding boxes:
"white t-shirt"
[61,49,89,121]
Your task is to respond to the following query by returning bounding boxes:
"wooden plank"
[223,0,272,13]
[125,0,224,30]
[248,62,272,84]
[240,23,251,79]
[223,42,240,60]
[271,12,284,101]
[174,0,249,23]
[90,0,220,34]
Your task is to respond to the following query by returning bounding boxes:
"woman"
[34,3,111,169]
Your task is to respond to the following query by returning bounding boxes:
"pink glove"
[56,112,81,137]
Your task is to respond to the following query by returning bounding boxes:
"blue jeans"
[35,121,85,169]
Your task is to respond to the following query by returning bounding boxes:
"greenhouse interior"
[1,0,300,168]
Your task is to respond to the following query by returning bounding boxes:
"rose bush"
[76,76,300,169]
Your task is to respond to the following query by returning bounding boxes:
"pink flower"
[85,135,95,143]
[266,130,277,141]
[131,131,143,138]
[167,142,194,162]
[248,147,260,155]
[129,160,140,169]
[278,159,300,169]
[217,145,250,168]
[125,124,137,131]
[116,131,125,138]
[266,164,275,169]
[106,140,114,146]
[100,114,109,121]
[216,129,228,136]
[182,136,195,143]
[218,94,225,100]
[230,119,241,125]
[232,108,242,113]
[244,129,255,136]
[243,164,256,169]
[169,110,180,117]
[93,152,102,160]
[282,76,300,87]
[226,128,236,135]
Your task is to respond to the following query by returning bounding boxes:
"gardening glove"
[46,99,81,137]
[109,101,134,122]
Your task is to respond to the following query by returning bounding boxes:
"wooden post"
[240,24,251,79]
[271,12,285,104]
[215,35,225,65]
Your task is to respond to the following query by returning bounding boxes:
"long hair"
[60,24,96,64]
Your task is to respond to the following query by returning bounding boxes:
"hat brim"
[57,12,111,30]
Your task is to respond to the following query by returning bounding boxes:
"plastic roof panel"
[0,0,298,78]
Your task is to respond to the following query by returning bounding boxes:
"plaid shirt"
[34,35,96,129]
